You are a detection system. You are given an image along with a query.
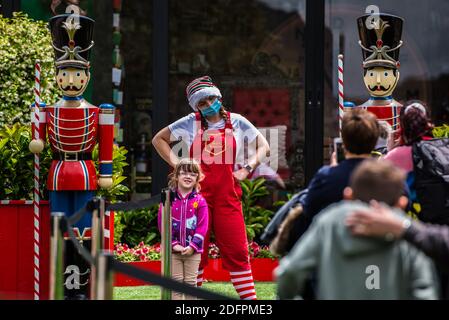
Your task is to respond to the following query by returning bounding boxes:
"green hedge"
[0,123,130,201]
[0,12,59,126]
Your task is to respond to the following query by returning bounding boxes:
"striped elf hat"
[186,76,222,111]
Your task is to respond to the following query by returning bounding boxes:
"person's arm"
[233,133,270,181]
[346,203,449,266]
[232,114,271,181]
[403,222,449,267]
[152,126,179,168]
[270,205,303,256]
[301,167,328,222]
[249,133,270,170]
[275,220,321,299]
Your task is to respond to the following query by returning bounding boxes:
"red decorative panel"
[0,205,18,298]
[104,211,115,251]
[233,88,291,129]
[114,261,161,287]
[0,201,113,299]
[233,88,292,178]
[0,202,50,300]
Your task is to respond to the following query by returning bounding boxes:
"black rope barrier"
[67,199,96,226]
[105,194,161,212]
[60,194,233,300]
[66,193,162,228]
[110,259,233,300]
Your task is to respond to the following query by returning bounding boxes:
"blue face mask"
[200,98,222,117]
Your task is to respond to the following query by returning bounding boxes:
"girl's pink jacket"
[157,190,208,253]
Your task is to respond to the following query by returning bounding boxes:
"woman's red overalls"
[190,112,251,273]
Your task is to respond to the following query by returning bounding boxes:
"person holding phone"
[330,137,345,166]
[285,109,380,254]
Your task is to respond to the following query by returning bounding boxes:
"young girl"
[157,158,208,300]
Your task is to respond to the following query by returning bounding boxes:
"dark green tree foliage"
[0,13,60,126]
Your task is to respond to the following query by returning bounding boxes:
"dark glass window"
[169,0,306,192]
[325,0,449,146]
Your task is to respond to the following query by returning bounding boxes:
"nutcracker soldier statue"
[356,13,404,136]
[29,14,114,299]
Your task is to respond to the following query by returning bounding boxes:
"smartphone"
[333,137,345,164]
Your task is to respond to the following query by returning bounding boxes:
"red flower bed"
[113,241,278,286]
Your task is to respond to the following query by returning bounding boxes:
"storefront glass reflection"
[325,0,449,146]
[169,0,306,194]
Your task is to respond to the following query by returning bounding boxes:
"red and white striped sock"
[197,268,204,287]
[230,270,257,300]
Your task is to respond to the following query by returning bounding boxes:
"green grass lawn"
[114,282,277,300]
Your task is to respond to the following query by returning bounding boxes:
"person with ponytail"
[152,76,270,300]
[383,100,434,173]
[382,100,434,220]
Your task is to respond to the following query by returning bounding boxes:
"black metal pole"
[96,252,114,300]
[92,0,113,106]
[151,0,169,195]
[49,212,65,300]
[304,0,325,185]
[161,189,172,300]
[1,0,21,18]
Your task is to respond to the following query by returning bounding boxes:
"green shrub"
[94,144,130,202]
[114,213,125,245]
[0,123,51,199]
[116,204,161,247]
[0,123,130,201]
[0,12,60,126]
[240,178,275,242]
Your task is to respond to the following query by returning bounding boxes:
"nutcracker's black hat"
[357,13,403,69]
[49,14,95,69]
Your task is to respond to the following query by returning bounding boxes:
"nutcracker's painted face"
[56,67,90,97]
[363,67,400,97]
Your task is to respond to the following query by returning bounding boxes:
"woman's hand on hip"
[233,168,250,181]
